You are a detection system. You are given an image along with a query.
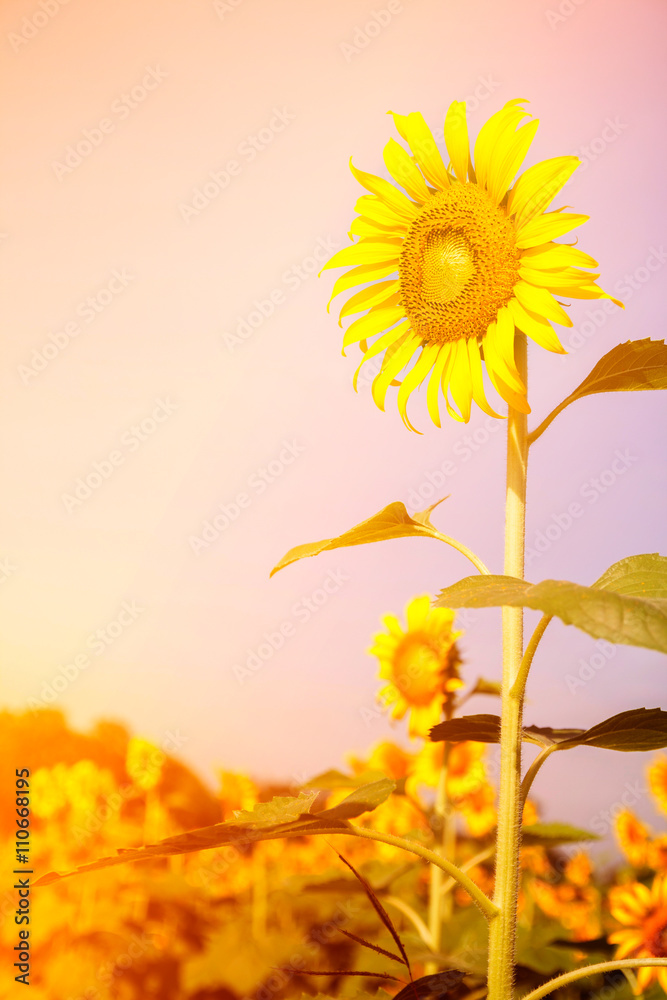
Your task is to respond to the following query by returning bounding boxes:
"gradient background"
[1,0,666,857]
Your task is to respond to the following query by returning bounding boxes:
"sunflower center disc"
[421,230,475,304]
[399,185,521,345]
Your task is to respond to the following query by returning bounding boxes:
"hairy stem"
[510,614,552,699]
[520,743,559,808]
[486,334,528,1000]
[432,530,492,576]
[521,959,667,1000]
[425,742,453,973]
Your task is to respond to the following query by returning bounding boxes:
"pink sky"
[1,0,666,850]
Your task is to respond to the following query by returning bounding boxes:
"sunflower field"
[4,613,667,1000]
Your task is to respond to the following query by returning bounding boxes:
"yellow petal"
[467,336,503,417]
[320,237,402,273]
[350,159,418,219]
[383,137,431,203]
[474,99,530,195]
[508,157,581,228]
[515,211,589,249]
[349,215,403,239]
[372,332,422,410]
[388,110,450,190]
[507,297,565,354]
[513,280,573,327]
[353,323,410,389]
[444,101,469,182]
[338,280,400,324]
[407,595,431,628]
[544,283,624,307]
[355,194,411,229]
[485,361,531,414]
[342,305,404,352]
[448,339,474,423]
[327,261,399,311]
[426,347,451,428]
[518,265,599,289]
[440,346,466,423]
[488,118,539,206]
[485,308,525,392]
[521,244,598,270]
[397,344,440,431]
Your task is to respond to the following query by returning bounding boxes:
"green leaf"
[430,714,502,744]
[434,567,667,654]
[314,779,396,822]
[468,677,502,697]
[521,822,600,846]
[233,790,319,825]
[34,780,395,887]
[593,553,667,599]
[270,499,447,576]
[555,707,667,751]
[429,715,585,749]
[529,339,667,443]
[301,768,386,790]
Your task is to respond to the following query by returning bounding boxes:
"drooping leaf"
[522,724,587,747]
[468,676,502,697]
[430,715,502,744]
[34,781,395,887]
[554,707,667,751]
[434,569,667,654]
[391,970,467,1000]
[338,928,406,966]
[529,339,667,443]
[335,850,411,973]
[270,499,447,576]
[521,822,599,846]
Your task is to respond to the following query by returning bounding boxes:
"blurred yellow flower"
[531,875,600,941]
[458,782,497,838]
[615,809,650,868]
[126,737,163,791]
[648,835,667,872]
[370,595,461,738]
[649,755,667,816]
[609,873,667,994]
[323,99,621,429]
[218,770,258,818]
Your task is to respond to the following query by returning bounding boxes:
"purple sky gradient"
[1,0,666,855]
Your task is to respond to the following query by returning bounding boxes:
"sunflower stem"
[425,740,454,974]
[486,334,528,1000]
[520,959,667,1000]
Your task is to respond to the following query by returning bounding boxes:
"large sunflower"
[322,99,622,429]
[370,595,461,738]
[608,873,667,994]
